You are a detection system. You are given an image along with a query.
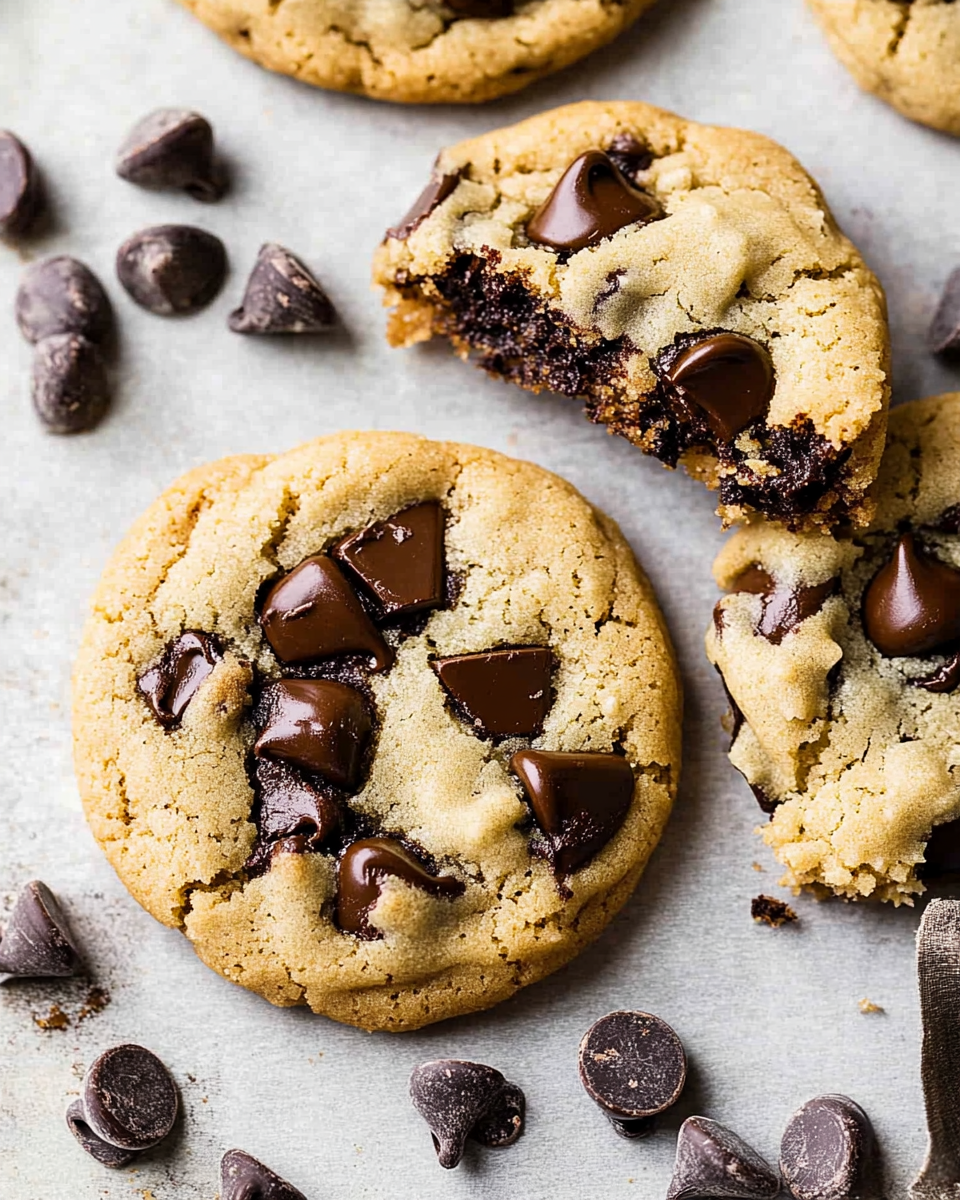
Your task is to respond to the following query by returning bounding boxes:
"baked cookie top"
[808,0,960,136]
[707,394,960,905]
[373,101,891,531]
[176,0,661,105]
[73,432,680,1030]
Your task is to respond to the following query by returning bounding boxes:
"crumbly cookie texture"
[373,101,891,531]
[73,431,680,1030]
[175,0,660,105]
[706,394,960,905]
[808,0,960,136]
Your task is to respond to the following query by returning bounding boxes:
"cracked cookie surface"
[175,0,661,105]
[72,431,680,1030]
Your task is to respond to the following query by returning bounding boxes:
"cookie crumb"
[33,1003,70,1031]
[77,986,110,1021]
[751,895,798,927]
[858,997,884,1014]
[752,861,765,872]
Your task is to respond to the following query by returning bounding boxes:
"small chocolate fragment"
[471,1081,525,1148]
[728,565,835,646]
[921,819,960,879]
[667,1115,780,1200]
[410,1060,523,1169]
[116,224,227,315]
[254,679,372,789]
[914,651,960,694]
[662,332,775,442]
[527,150,662,253]
[253,757,341,849]
[446,0,513,15]
[751,894,798,927]
[0,130,42,235]
[0,881,81,979]
[260,555,392,671]
[334,503,445,617]
[229,243,336,335]
[387,171,461,241]
[579,1011,687,1139]
[434,647,553,738]
[220,1149,308,1200]
[780,1095,877,1200]
[32,333,109,434]
[605,132,654,178]
[16,257,113,345]
[138,631,221,727]
[511,749,634,877]
[66,1100,137,1168]
[336,837,463,939]
[863,532,960,658]
[116,108,223,202]
[929,268,960,357]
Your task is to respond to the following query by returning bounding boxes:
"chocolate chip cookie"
[176,0,661,105]
[373,101,891,531]
[707,394,960,903]
[808,1,960,136]
[73,432,680,1029]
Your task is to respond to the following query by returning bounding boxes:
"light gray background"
[1,1,956,1196]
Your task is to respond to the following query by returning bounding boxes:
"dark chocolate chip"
[605,132,654,178]
[116,224,227,315]
[579,1011,687,1138]
[410,1060,518,1169]
[470,1081,525,1148]
[862,532,960,658]
[116,108,223,202]
[526,150,662,253]
[929,268,960,357]
[921,819,960,879]
[387,171,461,241]
[333,503,444,617]
[914,650,960,693]
[780,1095,877,1200]
[16,257,113,345]
[446,0,513,12]
[253,756,341,848]
[0,881,81,979]
[751,894,798,927]
[336,837,463,939]
[668,1116,780,1200]
[0,130,42,236]
[138,631,221,728]
[728,565,836,645]
[254,679,372,789]
[511,749,634,877]
[662,332,775,443]
[220,1149,308,1200]
[260,555,392,670]
[229,243,336,335]
[31,333,109,434]
[434,647,553,738]
[66,1099,137,1168]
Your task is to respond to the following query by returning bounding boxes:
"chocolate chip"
[0,130,42,236]
[116,225,227,315]
[220,1149,308,1200]
[510,749,634,877]
[254,679,372,789]
[446,0,513,13]
[336,837,463,939]
[605,133,654,178]
[260,555,392,671]
[16,257,113,345]
[668,1116,780,1200]
[66,1100,137,1168]
[334,503,445,618]
[728,565,836,645]
[138,631,221,727]
[751,894,798,927]
[526,150,662,252]
[579,1011,687,1138]
[921,819,960,878]
[914,650,960,693]
[116,108,223,202]
[31,333,109,434]
[0,881,81,979]
[862,532,960,658]
[780,1095,877,1200]
[410,1060,523,1169]
[471,1081,525,1148]
[253,757,341,849]
[929,268,960,357]
[229,243,336,335]
[434,647,553,738]
[387,171,461,241]
[661,332,775,442]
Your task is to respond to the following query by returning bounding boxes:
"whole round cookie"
[374,101,891,531]
[73,431,680,1029]
[808,0,960,136]
[176,0,661,105]
[707,394,960,904]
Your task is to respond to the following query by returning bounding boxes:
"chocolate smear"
[410,1059,523,1169]
[662,332,774,443]
[781,1095,879,1200]
[667,1115,780,1200]
[334,502,444,617]
[229,243,336,335]
[31,333,109,434]
[116,108,223,201]
[254,679,371,789]
[0,130,42,236]
[434,646,553,738]
[0,881,81,979]
[138,631,221,727]
[863,532,960,658]
[16,257,113,345]
[220,1149,308,1200]
[336,837,463,939]
[387,171,461,241]
[728,565,835,645]
[116,224,227,315]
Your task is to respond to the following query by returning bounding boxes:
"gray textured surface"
[0,1,955,1196]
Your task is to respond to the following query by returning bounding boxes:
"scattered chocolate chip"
[605,132,654,178]
[862,532,960,658]
[0,881,81,979]
[254,679,372,789]
[253,757,341,850]
[667,1115,780,1200]
[334,503,445,617]
[661,332,775,443]
[260,555,392,671]
[526,150,662,253]
[751,894,798,927]
[16,257,113,345]
[336,837,463,939]
[780,1095,878,1200]
[387,170,461,241]
[116,108,223,202]
[138,631,221,727]
[229,243,336,335]
[929,268,960,357]
[220,1149,307,1200]
[31,333,109,434]
[728,565,836,645]
[116,224,227,315]
[511,749,634,877]
[410,1060,524,1169]
[579,1011,687,1138]
[0,130,42,236]
[471,1081,525,1148]
[446,0,513,15]
[434,647,553,738]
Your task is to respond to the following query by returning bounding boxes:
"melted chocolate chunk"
[0,130,42,236]
[661,332,775,443]
[116,225,227,315]
[668,1116,780,1200]
[0,881,82,979]
[229,243,336,335]
[334,502,444,617]
[254,679,371,789]
[434,646,553,738]
[387,171,461,241]
[220,1150,308,1200]
[410,1060,523,1169]
[447,0,513,13]
[116,109,223,202]
[16,257,113,345]
[260,555,392,671]
[915,650,960,693]
[863,532,960,658]
[31,333,109,435]
[605,133,654,178]
[511,749,634,877]
[780,1095,878,1200]
[526,151,662,253]
[728,565,836,645]
[252,757,341,848]
[138,631,221,727]
[336,837,463,939]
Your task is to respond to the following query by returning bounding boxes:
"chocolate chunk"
[667,1116,780,1200]
[751,894,798,927]
[410,1060,522,1169]
[921,819,960,878]
[333,503,444,617]
[662,332,774,442]
[336,837,463,939]
[914,650,960,693]
[471,1081,525,1148]
[446,0,513,13]
[260,555,392,670]
[0,130,42,236]
[229,243,336,335]
[220,1149,308,1200]
[780,1095,877,1200]
[434,647,553,738]
[605,133,654,178]
[16,257,113,345]
[511,749,634,877]
[31,333,109,434]
[579,1011,686,1138]
[526,150,662,253]
[116,108,223,202]
[138,631,221,727]
[254,679,372,789]
[862,532,960,658]
[387,171,461,241]
[929,268,960,357]
[116,224,227,315]
[727,566,836,645]
[0,881,81,979]
[253,757,340,848]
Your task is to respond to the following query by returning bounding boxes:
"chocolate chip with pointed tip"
[0,130,43,236]
[728,565,836,645]
[667,1116,780,1200]
[434,647,553,738]
[863,532,960,658]
[780,1095,878,1200]
[32,333,109,434]
[116,108,223,201]
[116,224,227,315]
[138,631,221,727]
[66,1099,138,1168]
[16,257,113,345]
[220,1149,308,1200]
[229,243,336,335]
[470,1081,525,1148]
[0,881,81,979]
[336,837,463,939]
[254,679,372,789]
[387,170,461,241]
[661,332,775,443]
[410,1059,515,1169]
[333,502,445,617]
